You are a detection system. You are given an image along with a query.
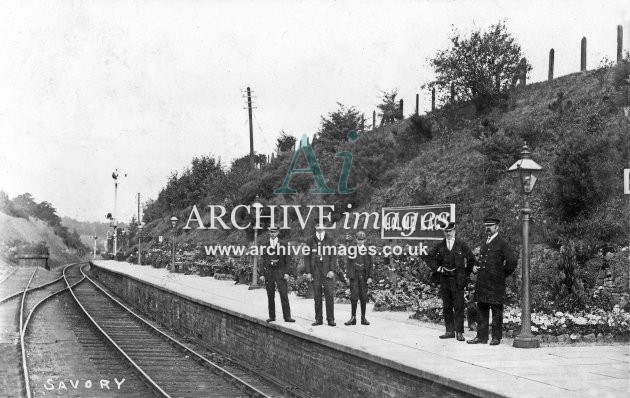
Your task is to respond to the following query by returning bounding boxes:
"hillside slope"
[137,65,628,260]
[0,213,86,267]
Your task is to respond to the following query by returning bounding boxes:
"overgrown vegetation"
[0,191,88,255]
[426,21,531,106]
[134,25,629,338]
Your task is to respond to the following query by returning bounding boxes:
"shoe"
[344,316,356,326]
[312,320,323,326]
[361,317,370,325]
[327,321,336,327]
[439,332,455,339]
[284,318,295,323]
[456,332,465,341]
[489,339,501,345]
[266,318,275,323]
[467,337,488,344]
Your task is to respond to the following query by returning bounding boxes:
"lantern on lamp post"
[249,196,263,290]
[508,144,542,349]
[170,216,178,273]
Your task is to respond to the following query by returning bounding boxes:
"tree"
[428,22,531,102]
[275,131,297,153]
[376,89,402,125]
[317,103,364,154]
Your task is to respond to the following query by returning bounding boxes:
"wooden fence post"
[618,25,623,63]
[548,49,554,81]
[581,37,587,71]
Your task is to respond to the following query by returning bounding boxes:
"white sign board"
[624,169,630,194]
[159,236,163,243]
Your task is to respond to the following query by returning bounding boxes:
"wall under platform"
[90,263,480,398]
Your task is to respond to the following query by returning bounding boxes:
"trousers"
[312,277,334,322]
[440,275,465,333]
[476,301,503,341]
[266,276,291,320]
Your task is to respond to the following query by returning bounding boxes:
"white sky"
[1,0,628,222]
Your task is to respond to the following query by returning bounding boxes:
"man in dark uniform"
[467,217,517,345]
[260,226,295,323]
[304,223,337,326]
[429,222,476,341]
[343,230,373,326]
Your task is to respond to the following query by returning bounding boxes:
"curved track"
[0,265,66,397]
[65,263,275,398]
[10,262,311,397]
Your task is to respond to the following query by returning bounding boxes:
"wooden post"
[431,88,435,111]
[548,49,554,81]
[618,25,623,63]
[399,99,403,119]
[415,93,419,115]
[450,83,455,102]
[247,87,254,170]
[581,37,587,71]
[372,110,376,129]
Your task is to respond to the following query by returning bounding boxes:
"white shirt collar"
[270,237,278,247]
[486,232,498,243]
[317,231,325,241]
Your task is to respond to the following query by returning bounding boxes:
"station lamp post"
[170,216,178,273]
[508,144,543,349]
[249,196,263,290]
[93,236,98,259]
[137,224,144,266]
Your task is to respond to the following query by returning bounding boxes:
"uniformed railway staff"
[304,223,337,326]
[467,217,517,345]
[429,222,476,341]
[260,226,295,323]
[343,230,373,326]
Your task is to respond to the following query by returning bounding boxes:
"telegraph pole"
[113,176,118,257]
[247,87,254,170]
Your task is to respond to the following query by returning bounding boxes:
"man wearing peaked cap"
[260,226,295,323]
[428,221,476,341]
[304,222,338,326]
[467,217,517,346]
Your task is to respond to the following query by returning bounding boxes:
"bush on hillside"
[551,120,626,221]
[427,22,531,103]
[477,132,522,184]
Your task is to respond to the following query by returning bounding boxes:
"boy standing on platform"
[260,226,295,323]
[343,230,373,326]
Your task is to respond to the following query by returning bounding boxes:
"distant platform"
[92,260,629,398]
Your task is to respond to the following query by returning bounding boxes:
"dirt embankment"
[0,213,85,268]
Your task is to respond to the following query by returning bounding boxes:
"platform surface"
[92,260,629,398]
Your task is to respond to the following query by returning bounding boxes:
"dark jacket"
[474,235,518,305]
[261,239,289,278]
[304,234,337,279]
[429,238,476,289]
[344,252,373,280]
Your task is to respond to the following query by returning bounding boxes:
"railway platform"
[92,260,629,398]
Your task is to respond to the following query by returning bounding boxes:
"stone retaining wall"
[90,263,481,398]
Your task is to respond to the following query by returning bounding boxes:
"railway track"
[0,264,67,397]
[8,262,311,397]
[64,263,286,397]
